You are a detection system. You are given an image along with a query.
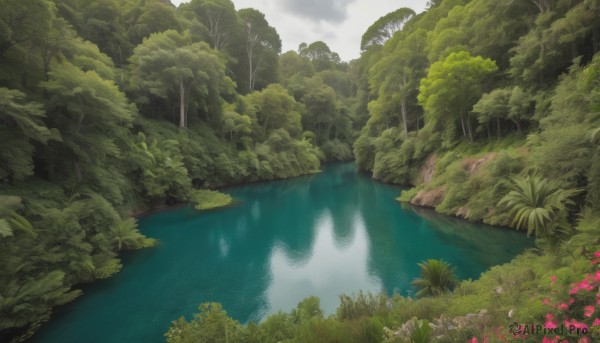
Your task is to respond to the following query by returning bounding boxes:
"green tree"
[472,88,511,140]
[300,78,338,144]
[279,50,314,80]
[299,41,340,71]
[360,8,416,51]
[0,0,54,57]
[127,0,181,50]
[238,8,281,92]
[129,30,228,128]
[411,259,457,298]
[221,104,252,146]
[418,51,497,143]
[473,86,534,139]
[245,84,302,136]
[39,60,135,205]
[0,88,58,181]
[180,0,240,51]
[368,29,428,138]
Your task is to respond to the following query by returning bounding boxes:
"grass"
[192,189,234,210]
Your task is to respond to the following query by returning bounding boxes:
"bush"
[396,187,419,202]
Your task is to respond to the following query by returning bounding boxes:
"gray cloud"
[278,0,357,23]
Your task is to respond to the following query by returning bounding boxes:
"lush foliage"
[3,0,600,341]
[0,0,354,341]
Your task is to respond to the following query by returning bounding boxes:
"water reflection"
[265,210,379,316]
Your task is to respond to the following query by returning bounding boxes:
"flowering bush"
[539,251,600,342]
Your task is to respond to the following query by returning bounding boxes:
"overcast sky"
[170,0,428,61]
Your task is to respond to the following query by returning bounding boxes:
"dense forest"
[0,0,355,341]
[1,0,600,342]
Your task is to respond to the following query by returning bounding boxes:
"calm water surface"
[33,163,532,343]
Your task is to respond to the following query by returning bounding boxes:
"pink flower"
[571,319,588,331]
[551,275,557,283]
[469,337,478,343]
[571,279,595,294]
[582,280,595,291]
[593,318,600,327]
[542,337,555,343]
[594,270,600,282]
[545,313,556,321]
[594,251,600,258]
[578,337,590,343]
[559,303,569,310]
[584,305,595,317]
[545,320,557,329]
[569,298,575,305]
[542,298,551,305]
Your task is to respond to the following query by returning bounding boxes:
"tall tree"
[238,8,281,92]
[368,29,428,137]
[360,8,415,51]
[0,0,54,58]
[0,88,58,181]
[418,51,497,143]
[279,51,315,80]
[129,30,228,128]
[180,0,240,51]
[299,41,341,71]
[39,60,135,203]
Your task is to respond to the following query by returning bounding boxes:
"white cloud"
[171,0,428,61]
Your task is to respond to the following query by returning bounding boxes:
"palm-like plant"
[110,218,145,251]
[411,259,457,298]
[498,173,580,238]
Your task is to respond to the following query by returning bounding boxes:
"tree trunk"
[247,43,253,92]
[179,79,185,129]
[466,113,474,143]
[401,99,408,139]
[496,117,501,140]
[460,114,467,140]
[263,115,269,133]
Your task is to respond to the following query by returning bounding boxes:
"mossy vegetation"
[192,189,233,211]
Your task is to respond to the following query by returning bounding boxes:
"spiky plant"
[498,173,580,238]
[411,259,457,298]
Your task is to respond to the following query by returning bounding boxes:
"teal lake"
[32,163,533,343]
